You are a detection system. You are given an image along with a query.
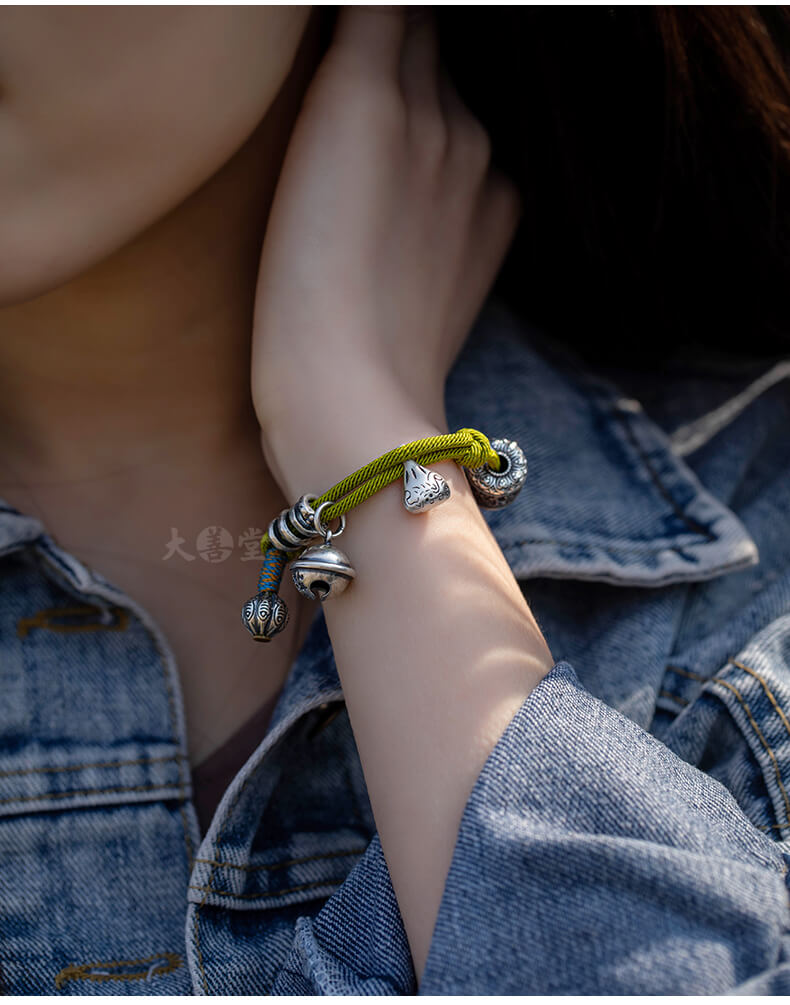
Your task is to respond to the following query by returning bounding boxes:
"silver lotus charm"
[402,458,451,513]
[291,542,356,601]
[241,589,289,643]
[464,437,528,509]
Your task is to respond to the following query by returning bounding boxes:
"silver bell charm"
[402,458,451,513]
[290,500,356,602]
[291,543,356,601]
[241,589,289,643]
[464,437,528,509]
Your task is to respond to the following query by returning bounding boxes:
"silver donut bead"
[464,437,528,509]
[241,589,289,642]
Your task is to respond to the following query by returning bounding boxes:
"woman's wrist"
[259,379,450,504]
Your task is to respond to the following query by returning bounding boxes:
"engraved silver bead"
[464,437,528,509]
[402,458,451,513]
[291,542,356,601]
[241,589,289,642]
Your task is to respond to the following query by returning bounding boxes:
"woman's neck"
[0,13,324,493]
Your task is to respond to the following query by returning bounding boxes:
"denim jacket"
[2,296,790,994]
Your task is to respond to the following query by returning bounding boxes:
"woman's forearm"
[247,11,543,976]
[266,391,555,983]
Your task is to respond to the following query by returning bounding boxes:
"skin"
[0,6,554,985]
[0,6,324,766]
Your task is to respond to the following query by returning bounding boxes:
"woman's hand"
[250,6,522,497]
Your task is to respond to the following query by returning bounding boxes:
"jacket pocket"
[660,613,790,842]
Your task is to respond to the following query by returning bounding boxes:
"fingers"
[399,8,442,129]
[331,5,408,79]
[468,166,523,295]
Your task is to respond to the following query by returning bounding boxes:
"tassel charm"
[241,547,290,642]
[402,458,451,513]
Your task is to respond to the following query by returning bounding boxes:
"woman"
[0,5,788,994]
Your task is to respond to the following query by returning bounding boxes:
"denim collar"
[453,297,758,582]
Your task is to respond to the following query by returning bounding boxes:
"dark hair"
[436,7,790,365]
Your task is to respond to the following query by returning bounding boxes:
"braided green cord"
[259,427,501,556]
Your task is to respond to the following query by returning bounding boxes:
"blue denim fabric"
[1,296,790,993]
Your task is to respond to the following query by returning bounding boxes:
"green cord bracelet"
[257,427,499,556]
[241,427,527,643]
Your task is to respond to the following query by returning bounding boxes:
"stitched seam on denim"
[192,733,268,992]
[658,689,689,707]
[145,623,193,870]
[733,660,790,738]
[668,662,790,833]
[192,694,342,993]
[31,549,194,873]
[54,951,181,990]
[0,782,181,805]
[710,677,790,826]
[194,847,368,874]
[732,660,790,834]
[0,753,185,779]
[17,604,129,638]
[666,663,707,682]
[189,878,342,900]
[307,703,344,740]
[610,408,716,541]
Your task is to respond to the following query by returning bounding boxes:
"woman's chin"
[0,213,119,308]
[0,251,83,308]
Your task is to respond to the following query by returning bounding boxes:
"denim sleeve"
[272,660,790,995]
[420,660,790,994]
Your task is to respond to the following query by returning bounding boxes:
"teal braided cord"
[257,547,288,593]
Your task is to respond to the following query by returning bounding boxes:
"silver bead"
[267,494,322,552]
[291,542,356,601]
[402,458,451,513]
[241,589,289,642]
[292,494,320,536]
[464,437,528,509]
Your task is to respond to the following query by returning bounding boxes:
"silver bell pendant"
[290,500,356,602]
